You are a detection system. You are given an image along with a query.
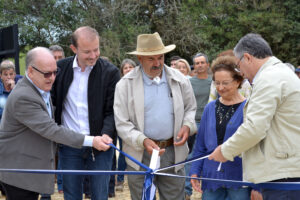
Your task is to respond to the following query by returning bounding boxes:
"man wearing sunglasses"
[51,26,120,200]
[0,47,113,200]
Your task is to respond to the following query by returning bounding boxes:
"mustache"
[151,64,162,70]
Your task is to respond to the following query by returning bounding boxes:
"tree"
[0,0,299,68]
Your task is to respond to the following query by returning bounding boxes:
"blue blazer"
[190,99,246,191]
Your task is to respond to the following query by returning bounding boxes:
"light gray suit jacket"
[0,77,85,194]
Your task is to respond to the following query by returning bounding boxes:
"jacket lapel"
[132,67,145,131]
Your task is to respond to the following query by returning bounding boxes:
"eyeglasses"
[237,55,244,70]
[214,80,235,87]
[31,65,60,78]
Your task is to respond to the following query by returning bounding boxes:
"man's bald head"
[71,26,100,48]
[26,47,57,92]
[26,47,54,71]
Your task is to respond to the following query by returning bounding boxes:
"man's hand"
[208,145,228,162]
[92,134,112,151]
[251,190,263,200]
[6,79,15,91]
[174,125,189,146]
[190,174,202,193]
[143,138,165,156]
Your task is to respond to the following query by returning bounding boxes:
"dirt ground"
[0,176,201,200]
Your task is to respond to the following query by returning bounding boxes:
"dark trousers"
[262,189,300,200]
[262,178,300,200]
[0,182,39,200]
[40,194,51,200]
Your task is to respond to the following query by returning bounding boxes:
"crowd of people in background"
[0,27,299,200]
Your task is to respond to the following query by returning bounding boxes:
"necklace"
[216,101,234,125]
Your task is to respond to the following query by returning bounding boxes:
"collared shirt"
[26,75,52,118]
[142,67,174,140]
[61,56,94,146]
[27,73,93,147]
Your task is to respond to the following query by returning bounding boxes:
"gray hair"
[0,60,15,74]
[25,47,52,71]
[120,58,136,76]
[49,45,65,57]
[193,52,209,64]
[233,33,273,59]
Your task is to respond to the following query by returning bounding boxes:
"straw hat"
[128,32,176,56]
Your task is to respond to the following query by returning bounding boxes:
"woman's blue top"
[190,99,246,191]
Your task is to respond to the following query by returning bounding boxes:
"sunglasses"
[31,65,60,78]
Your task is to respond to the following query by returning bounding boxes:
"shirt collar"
[142,66,167,86]
[72,55,94,71]
[26,74,50,99]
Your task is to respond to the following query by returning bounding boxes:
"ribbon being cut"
[0,143,299,200]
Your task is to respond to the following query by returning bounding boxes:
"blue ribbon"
[155,173,300,191]
[109,143,151,171]
[142,173,155,200]
[0,169,147,175]
[109,143,154,200]
[0,143,299,197]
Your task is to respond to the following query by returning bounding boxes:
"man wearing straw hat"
[114,32,197,200]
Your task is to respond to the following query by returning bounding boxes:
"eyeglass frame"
[31,65,60,78]
[236,55,244,70]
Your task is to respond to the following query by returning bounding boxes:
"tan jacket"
[222,57,300,183]
[114,65,197,171]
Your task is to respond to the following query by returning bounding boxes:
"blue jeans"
[57,145,63,191]
[60,145,113,200]
[117,137,127,182]
[202,187,250,200]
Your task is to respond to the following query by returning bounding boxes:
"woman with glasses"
[190,56,250,200]
[208,50,251,102]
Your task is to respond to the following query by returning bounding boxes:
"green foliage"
[0,0,299,67]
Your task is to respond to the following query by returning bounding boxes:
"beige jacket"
[222,57,300,183]
[114,65,197,171]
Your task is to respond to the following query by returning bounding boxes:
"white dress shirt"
[61,56,94,146]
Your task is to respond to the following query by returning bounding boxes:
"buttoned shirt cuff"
[137,134,148,148]
[83,135,94,147]
[183,121,196,136]
[221,143,234,161]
